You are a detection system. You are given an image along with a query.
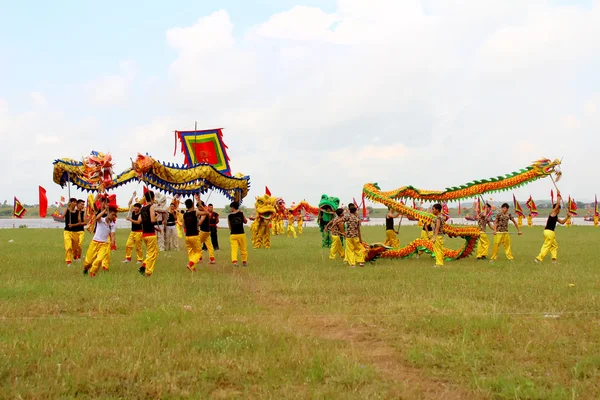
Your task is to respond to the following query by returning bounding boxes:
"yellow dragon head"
[531,158,562,181]
[254,194,277,220]
[132,154,154,176]
[83,151,114,188]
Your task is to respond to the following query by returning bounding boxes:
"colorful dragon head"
[276,197,286,214]
[132,154,154,176]
[254,194,277,221]
[83,151,114,188]
[531,158,562,180]
[318,194,340,213]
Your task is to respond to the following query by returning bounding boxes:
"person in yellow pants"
[296,213,303,235]
[476,203,494,260]
[527,214,532,227]
[342,204,365,267]
[83,207,117,277]
[431,204,446,267]
[286,211,297,238]
[490,203,522,262]
[123,202,144,264]
[535,195,569,264]
[136,191,158,276]
[384,208,400,247]
[73,199,87,261]
[326,208,345,260]
[196,199,214,264]
[228,201,248,266]
[417,209,433,258]
[182,199,204,271]
[62,198,79,267]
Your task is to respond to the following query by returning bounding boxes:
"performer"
[535,194,569,264]
[527,213,533,227]
[123,200,143,264]
[431,204,446,268]
[417,210,433,257]
[196,199,215,264]
[286,210,297,238]
[384,208,400,248]
[165,202,179,250]
[566,216,573,227]
[62,198,79,267]
[228,201,248,267]
[595,215,598,227]
[325,208,345,260]
[208,204,220,251]
[490,203,522,262]
[82,206,117,277]
[517,214,523,227]
[183,199,204,272]
[139,190,158,276]
[476,203,494,260]
[341,203,364,267]
[296,212,303,235]
[73,199,87,261]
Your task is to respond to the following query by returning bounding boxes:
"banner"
[13,197,27,219]
[265,186,271,196]
[39,186,48,218]
[595,195,598,217]
[525,196,538,217]
[567,196,578,216]
[175,128,232,175]
[513,194,525,217]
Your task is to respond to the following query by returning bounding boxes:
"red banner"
[39,186,48,218]
[13,197,26,219]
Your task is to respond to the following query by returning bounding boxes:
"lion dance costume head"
[251,194,277,249]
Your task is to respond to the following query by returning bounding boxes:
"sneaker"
[122,259,131,263]
[66,261,72,267]
[534,258,540,264]
[136,261,143,265]
[186,264,196,272]
[242,262,247,267]
[232,262,238,267]
[359,263,364,267]
[139,265,146,275]
[552,259,558,264]
[209,257,215,264]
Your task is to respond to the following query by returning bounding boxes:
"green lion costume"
[317,194,340,248]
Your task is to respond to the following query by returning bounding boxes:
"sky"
[1,0,599,208]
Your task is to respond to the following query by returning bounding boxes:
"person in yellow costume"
[296,212,304,235]
[476,203,494,260]
[286,210,297,238]
[137,190,158,277]
[384,208,400,247]
[490,203,522,262]
[341,203,365,267]
[183,199,204,272]
[594,215,599,227]
[517,214,523,226]
[61,198,80,267]
[228,201,249,267]
[325,208,345,260]
[122,199,144,264]
[82,206,117,277]
[431,204,446,267]
[196,198,214,264]
[527,213,533,227]
[535,194,569,264]
[73,199,87,261]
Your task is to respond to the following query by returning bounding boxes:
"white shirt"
[93,217,116,243]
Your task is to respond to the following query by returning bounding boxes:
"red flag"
[458,201,461,216]
[550,189,554,205]
[265,186,271,196]
[39,186,48,218]
[526,196,538,217]
[595,195,598,217]
[567,196,578,216]
[362,192,367,220]
[13,197,27,218]
[442,202,450,221]
[513,194,525,217]
[60,196,66,202]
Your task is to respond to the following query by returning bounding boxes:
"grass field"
[1,225,599,399]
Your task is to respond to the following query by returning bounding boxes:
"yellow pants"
[73,231,85,259]
[433,236,445,266]
[125,231,143,262]
[297,221,303,234]
[185,235,203,266]
[199,231,215,259]
[287,224,297,238]
[230,233,248,263]
[476,232,490,258]
[536,230,558,262]
[345,237,365,266]
[142,235,159,275]
[63,231,78,262]
[384,229,400,247]
[329,235,344,260]
[490,233,513,260]
[418,230,432,255]
[84,241,110,275]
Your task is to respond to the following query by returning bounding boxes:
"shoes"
[359,263,364,268]
[209,258,215,264]
[552,259,558,264]
[186,263,196,272]
[242,262,247,267]
[136,261,143,264]
[233,262,238,267]
[66,261,72,267]
[122,259,131,263]
[534,258,540,264]
[138,265,146,275]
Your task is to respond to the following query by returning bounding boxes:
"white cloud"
[85,60,137,106]
[30,92,47,108]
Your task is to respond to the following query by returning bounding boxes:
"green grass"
[1,225,599,399]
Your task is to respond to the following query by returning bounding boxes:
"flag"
[550,189,554,205]
[442,202,450,221]
[39,186,48,218]
[60,196,65,202]
[458,201,461,216]
[513,194,525,217]
[265,186,271,196]
[175,128,232,175]
[595,195,598,217]
[567,196,578,216]
[525,196,538,217]
[13,197,26,218]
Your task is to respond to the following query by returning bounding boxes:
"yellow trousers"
[287,224,297,238]
[329,235,344,260]
[199,231,215,259]
[63,231,78,262]
[230,233,248,263]
[476,232,490,258]
[384,229,400,247]
[536,230,558,262]
[433,236,445,266]
[418,230,432,255]
[84,241,110,275]
[297,221,303,234]
[490,233,514,260]
[74,231,85,259]
[345,237,365,266]
[125,231,143,262]
[142,235,159,275]
[185,235,203,266]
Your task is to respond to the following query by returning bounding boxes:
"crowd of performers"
[61,189,573,276]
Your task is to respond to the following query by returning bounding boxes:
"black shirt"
[228,212,245,235]
[141,205,155,234]
[184,210,199,237]
[131,211,142,232]
[64,210,79,232]
[72,211,85,232]
[199,213,210,233]
[209,212,219,227]
[167,212,176,226]
[545,214,558,231]
[385,216,394,230]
